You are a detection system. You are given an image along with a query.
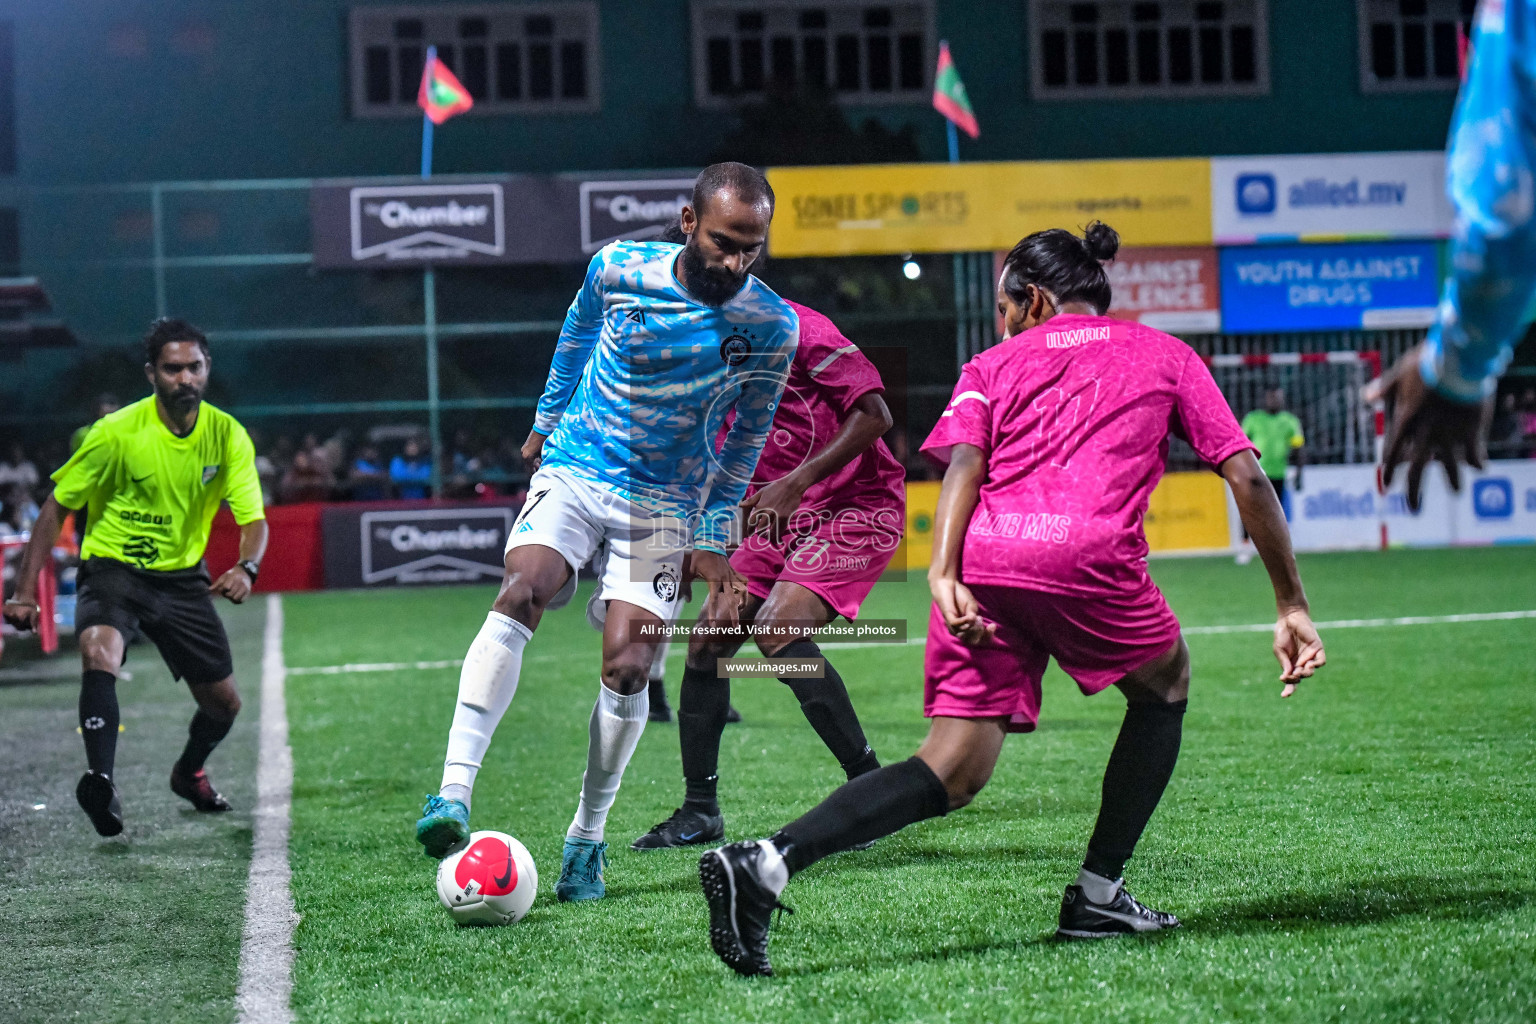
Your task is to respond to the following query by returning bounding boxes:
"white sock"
[1076,867,1122,905]
[440,611,533,811]
[755,839,788,896]
[567,684,649,841]
[648,639,671,683]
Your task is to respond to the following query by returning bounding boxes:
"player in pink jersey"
[698,222,1326,976]
[631,299,905,851]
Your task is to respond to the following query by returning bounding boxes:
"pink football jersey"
[922,314,1253,595]
[720,301,904,512]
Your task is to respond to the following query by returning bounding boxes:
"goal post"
[1206,351,1383,467]
[1204,350,1387,550]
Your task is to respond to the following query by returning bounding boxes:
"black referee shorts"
[75,558,234,685]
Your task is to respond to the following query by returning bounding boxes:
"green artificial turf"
[0,601,264,1024]
[279,548,1536,1023]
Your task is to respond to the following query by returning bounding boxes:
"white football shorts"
[506,465,686,626]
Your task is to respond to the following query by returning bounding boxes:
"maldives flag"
[418,52,473,124]
[932,41,979,139]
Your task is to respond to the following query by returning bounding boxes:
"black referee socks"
[772,756,950,876]
[178,709,236,773]
[79,670,120,778]
[1083,698,1188,881]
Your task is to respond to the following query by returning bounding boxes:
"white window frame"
[690,0,937,110]
[1028,0,1270,101]
[1356,0,1470,94]
[348,3,601,118]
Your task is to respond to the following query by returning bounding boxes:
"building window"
[1357,0,1475,93]
[691,1,934,108]
[1030,0,1269,99]
[349,3,600,116]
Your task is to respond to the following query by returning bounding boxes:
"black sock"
[1083,699,1188,881]
[679,661,729,814]
[79,670,120,777]
[177,710,235,773]
[647,675,670,712]
[776,639,878,778]
[772,756,949,876]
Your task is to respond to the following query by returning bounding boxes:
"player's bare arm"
[209,519,269,605]
[1365,343,1492,513]
[1220,449,1326,695]
[1,492,72,632]
[928,442,994,647]
[741,391,893,543]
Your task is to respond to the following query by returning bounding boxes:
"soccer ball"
[436,830,538,926]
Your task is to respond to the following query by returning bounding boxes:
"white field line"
[235,595,298,1024]
[282,608,1536,676]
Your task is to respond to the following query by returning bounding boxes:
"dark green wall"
[7,0,1456,186]
[0,0,1466,432]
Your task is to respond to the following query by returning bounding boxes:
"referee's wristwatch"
[238,559,261,584]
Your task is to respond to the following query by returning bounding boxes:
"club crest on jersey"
[122,536,160,567]
[201,465,219,485]
[652,568,679,602]
[719,334,752,366]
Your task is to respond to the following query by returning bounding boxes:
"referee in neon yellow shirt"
[3,319,268,836]
[1240,387,1306,520]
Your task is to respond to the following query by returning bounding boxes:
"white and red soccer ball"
[436,830,538,926]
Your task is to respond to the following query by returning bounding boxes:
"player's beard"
[156,380,204,418]
[680,239,749,307]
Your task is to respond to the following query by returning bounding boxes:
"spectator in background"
[70,393,121,453]
[300,432,334,480]
[249,430,279,507]
[270,435,297,479]
[450,429,477,476]
[319,430,348,485]
[279,450,332,504]
[349,445,390,501]
[390,437,433,499]
[0,484,36,537]
[0,442,39,498]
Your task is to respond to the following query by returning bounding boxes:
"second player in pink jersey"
[632,299,905,851]
[698,222,1327,977]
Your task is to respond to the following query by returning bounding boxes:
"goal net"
[1194,351,1382,468]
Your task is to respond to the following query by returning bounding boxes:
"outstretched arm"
[741,391,893,540]
[1,494,68,631]
[1221,450,1326,695]
[1370,3,1534,503]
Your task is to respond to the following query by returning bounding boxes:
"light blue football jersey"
[1424,0,1535,401]
[534,241,800,552]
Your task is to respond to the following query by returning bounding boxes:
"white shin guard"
[440,611,532,808]
[568,684,649,841]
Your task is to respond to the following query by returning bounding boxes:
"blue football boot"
[415,794,470,859]
[555,837,609,902]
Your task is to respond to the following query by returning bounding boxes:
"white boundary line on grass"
[282,608,1536,676]
[236,594,298,1024]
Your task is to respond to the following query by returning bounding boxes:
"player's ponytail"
[1000,220,1119,316]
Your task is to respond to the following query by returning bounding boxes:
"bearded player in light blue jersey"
[1372,0,1535,508]
[415,163,800,902]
